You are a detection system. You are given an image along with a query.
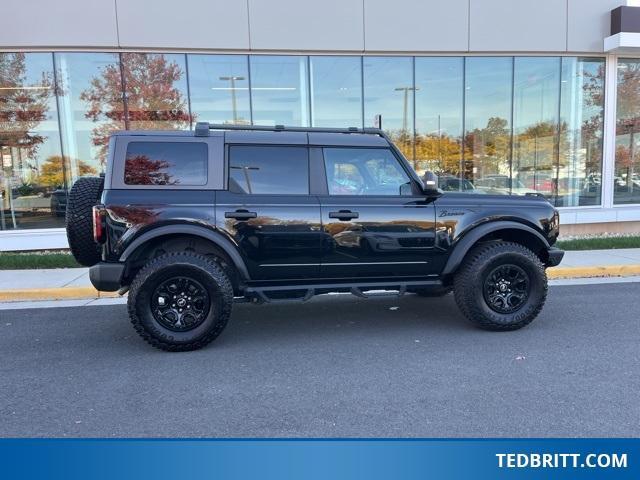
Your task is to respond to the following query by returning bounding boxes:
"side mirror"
[421,171,440,195]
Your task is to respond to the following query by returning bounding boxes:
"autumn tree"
[81,53,191,164]
[39,155,96,188]
[124,155,177,186]
[414,134,465,176]
[464,117,510,178]
[612,62,640,190]
[514,121,558,173]
[581,64,606,182]
[0,53,53,160]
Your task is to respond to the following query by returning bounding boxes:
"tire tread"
[127,251,233,352]
[453,241,547,331]
[65,177,104,267]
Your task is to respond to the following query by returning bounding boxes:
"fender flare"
[119,224,250,280]
[441,220,550,276]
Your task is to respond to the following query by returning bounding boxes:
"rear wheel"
[128,252,233,351]
[65,177,103,266]
[453,241,547,331]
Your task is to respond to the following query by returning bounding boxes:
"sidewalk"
[1,248,640,302]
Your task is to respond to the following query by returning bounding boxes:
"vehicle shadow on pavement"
[215,293,473,348]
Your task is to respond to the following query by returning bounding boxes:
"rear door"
[318,146,439,278]
[215,143,323,280]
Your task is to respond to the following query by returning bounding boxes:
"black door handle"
[225,209,257,220]
[329,210,359,221]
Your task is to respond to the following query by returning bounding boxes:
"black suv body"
[66,123,563,351]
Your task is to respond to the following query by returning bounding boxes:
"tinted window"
[323,148,411,196]
[229,146,309,194]
[124,142,207,186]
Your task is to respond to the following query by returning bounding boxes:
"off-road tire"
[453,241,547,331]
[128,252,233,352]
[65,177,104,267]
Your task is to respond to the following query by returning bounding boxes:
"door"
[318,147,439,278]
[216,145,323,280]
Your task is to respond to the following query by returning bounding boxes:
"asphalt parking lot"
[0,282,638,438]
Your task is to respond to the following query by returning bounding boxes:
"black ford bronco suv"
[66,123,564,351]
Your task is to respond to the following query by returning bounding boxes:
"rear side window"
[228,146,309,194]
[124,142,208,186]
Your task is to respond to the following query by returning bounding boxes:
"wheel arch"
[119,225,250,284]
[441,221,550,277]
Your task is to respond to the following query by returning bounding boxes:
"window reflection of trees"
[614,59,640,204]
[0,53,64,229]
[81,53,191,165]
[124,155,179,186]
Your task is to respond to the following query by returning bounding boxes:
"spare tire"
[66,176,104,267]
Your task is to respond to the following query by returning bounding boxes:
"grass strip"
[556,236,640,251]
[0,252,81,270]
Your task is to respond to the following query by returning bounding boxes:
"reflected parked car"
[475,175,538,195]
[517,173,555,196]
[438,175,483,193]
[50,189,67,217]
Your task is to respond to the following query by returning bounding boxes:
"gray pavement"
[0,282,638,438]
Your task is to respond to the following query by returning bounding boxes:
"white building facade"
[1,0,640,250]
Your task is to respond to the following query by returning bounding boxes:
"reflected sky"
[310,56,362,128]
[188,54,250,125]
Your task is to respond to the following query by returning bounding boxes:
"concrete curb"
[0,264,639,302]
[547,264,640,279]
[0,287,120,302]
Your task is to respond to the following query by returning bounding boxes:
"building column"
[601,53,618,210]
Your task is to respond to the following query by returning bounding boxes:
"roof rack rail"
[194,122,384,137]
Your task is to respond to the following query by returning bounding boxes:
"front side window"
[229,146,309,194]
[323,148,411,196]
[124,142,207,186]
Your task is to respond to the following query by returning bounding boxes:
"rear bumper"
[89,262,125,291]
[546,247,565,267]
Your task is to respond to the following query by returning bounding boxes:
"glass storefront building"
[1,0,640,247]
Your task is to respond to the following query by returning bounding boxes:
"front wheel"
[453,242,547,331]
[128,252,233,351]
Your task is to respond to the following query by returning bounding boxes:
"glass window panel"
[363,57,414,162]
[512,57,560,199]
[324,148,411,195]
[614,58,640,205]
[0,52,64,230]
[188,54,250,125]
[310,56,362,128]
[121,53,191,131]
[54,52,124,183]
[229,146,309,194]
[323,148,410,196]
[249,56,309,126]
[414,57,463,179]
[559,57,604,207]
[463,57,513,192]
[124,142,207,186]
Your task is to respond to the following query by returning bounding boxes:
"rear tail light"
[93,206,106,244]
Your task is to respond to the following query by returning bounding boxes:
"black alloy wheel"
[482,264,530,314]
[152,276,210,332]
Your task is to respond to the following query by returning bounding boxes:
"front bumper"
[89,262,125,291]
[546,247,565,267]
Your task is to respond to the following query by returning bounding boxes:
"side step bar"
[239,279,442,304]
